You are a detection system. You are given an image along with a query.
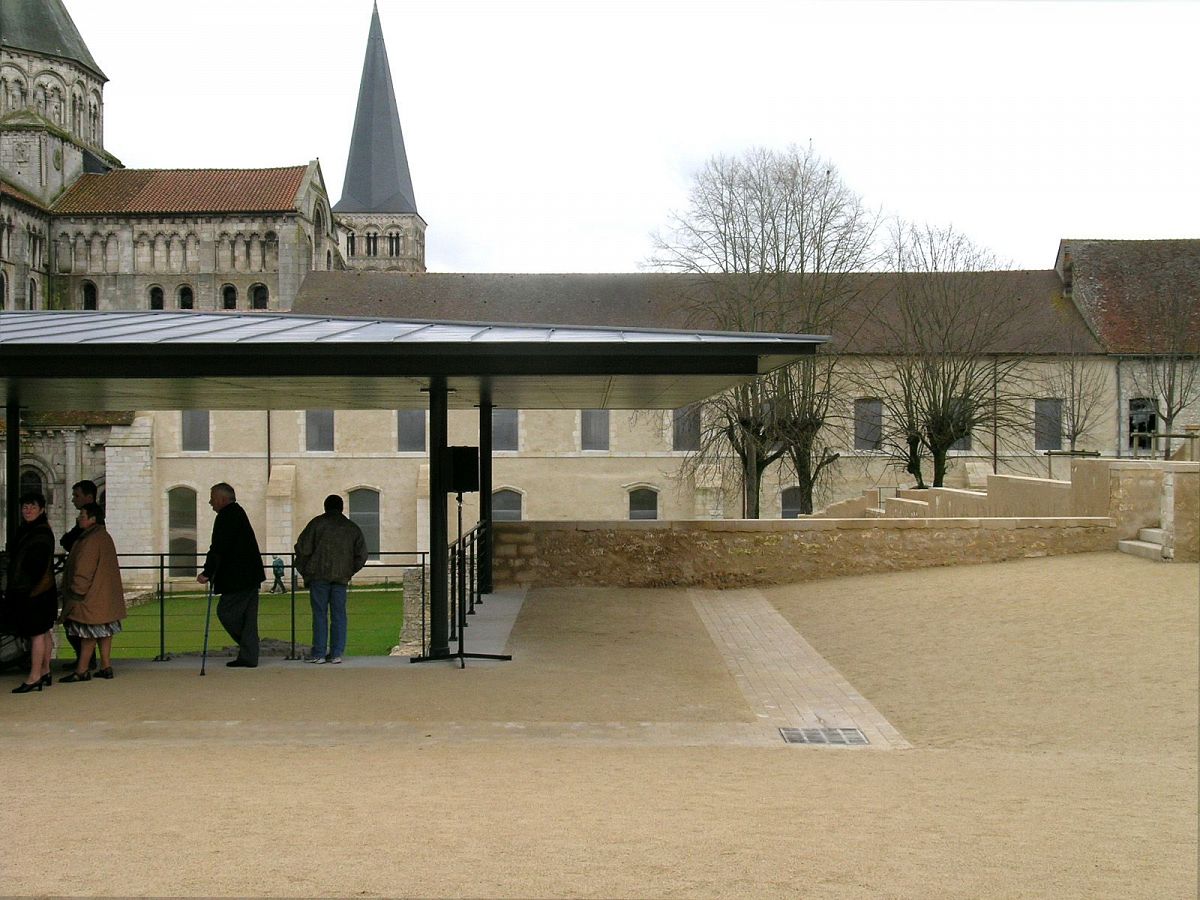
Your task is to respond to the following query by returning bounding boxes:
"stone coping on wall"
[526,516,1115,532]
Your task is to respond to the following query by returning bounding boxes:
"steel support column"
[426,376,451,659]
[478,396,493,594]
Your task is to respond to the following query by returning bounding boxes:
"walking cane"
[200,582,214,676]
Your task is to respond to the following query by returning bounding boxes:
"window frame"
[305,409,335,452]
[853,398,883,451]
[1034,398,1064,452]
[396,409,426,452]
[492,488,523,522]
[492,409,519,452]
[180,409,210,452]
[580,409,610,451]
[672,406,701,452]
[628,487,659,520]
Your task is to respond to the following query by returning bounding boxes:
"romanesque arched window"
[492,489,523,522]
[149,286,164,310]
[250,284,268,310]
[178,285,194,310]
[222,284,237,310]
[82,281,97,310]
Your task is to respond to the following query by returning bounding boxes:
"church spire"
[0,0,106,81]
[334,2,418,215]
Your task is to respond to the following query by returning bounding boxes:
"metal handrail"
[53,549,430,662]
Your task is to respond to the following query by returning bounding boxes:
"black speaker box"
[446,445,479,493]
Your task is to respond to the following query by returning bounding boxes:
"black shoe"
[226,659,257,668]
[59,670,91,683]
[12,680,43,693]
[94,667,114,680]
[39,673,52,687]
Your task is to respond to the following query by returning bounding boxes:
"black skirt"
[2,588,58,638]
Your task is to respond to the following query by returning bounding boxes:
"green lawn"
[114,588,407,659]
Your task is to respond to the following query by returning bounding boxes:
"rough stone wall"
[104,416,155,583]
[492,517,1116,589]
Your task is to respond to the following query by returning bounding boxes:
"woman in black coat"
[6,491,58,693]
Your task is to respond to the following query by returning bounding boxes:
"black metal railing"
[72,550,427,662]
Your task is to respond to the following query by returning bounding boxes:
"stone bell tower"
[333,2,426,273]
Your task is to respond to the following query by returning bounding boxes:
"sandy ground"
[1,551,1196,898]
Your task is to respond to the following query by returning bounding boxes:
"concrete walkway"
[691,588,911,749]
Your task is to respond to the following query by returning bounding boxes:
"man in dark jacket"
[197,483,265,668]
[294,494,367,664]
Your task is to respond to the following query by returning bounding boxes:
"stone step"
[1138,527,1166,545]
[1117,539,1166,561]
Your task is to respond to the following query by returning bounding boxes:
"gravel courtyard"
[2,551,1195,898]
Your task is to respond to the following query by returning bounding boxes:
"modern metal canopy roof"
[0,311,825,412]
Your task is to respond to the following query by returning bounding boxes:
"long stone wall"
[492,517,1115,589]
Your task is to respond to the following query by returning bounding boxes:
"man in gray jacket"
[294,494,368,664]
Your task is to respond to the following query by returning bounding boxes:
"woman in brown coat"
[58,503,126,682]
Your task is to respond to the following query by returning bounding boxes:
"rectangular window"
[181,410,210,451]
[397,409,426,452]
[581,409,610,451]
[950,397,972,451]
[672,406,701,451]
[1129,397,1156,451]
[853,399,883,451]
[306,410,334,451]
[349,489,381,562]
[1034,398,1063,451]
[493,408,519,451]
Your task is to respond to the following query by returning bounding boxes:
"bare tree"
[868,223,1034,487]
[1037,346,1110,452]
[649,145,878,516]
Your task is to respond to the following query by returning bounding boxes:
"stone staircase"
[1117,527,1169,561]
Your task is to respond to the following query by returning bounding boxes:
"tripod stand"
[414,491,512,669]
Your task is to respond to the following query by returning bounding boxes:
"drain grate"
[779,727,869,746]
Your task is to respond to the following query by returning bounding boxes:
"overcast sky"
[67,0,1198,273]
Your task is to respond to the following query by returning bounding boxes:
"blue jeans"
[309,581,348,658]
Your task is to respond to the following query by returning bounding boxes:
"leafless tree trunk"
[870,223,1033,487]
[649,145,879,516]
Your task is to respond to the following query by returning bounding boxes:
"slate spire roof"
[0,0,106,81]
[333,2,419,216]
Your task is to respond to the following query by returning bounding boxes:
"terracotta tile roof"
[1058,239,1200,354]
[51,166,308,216]
[0,177,48,211]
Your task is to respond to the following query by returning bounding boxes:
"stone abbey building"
[2,0,1197,566]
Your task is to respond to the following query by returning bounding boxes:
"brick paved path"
[690,588,911,750]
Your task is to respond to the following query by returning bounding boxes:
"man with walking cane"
[196,483,265,668]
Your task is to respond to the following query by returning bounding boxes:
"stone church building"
[2,0,1197,567]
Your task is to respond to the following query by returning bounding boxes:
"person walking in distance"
[196,483,265,668]
[294,494,367,664]
[59,479,99,671]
